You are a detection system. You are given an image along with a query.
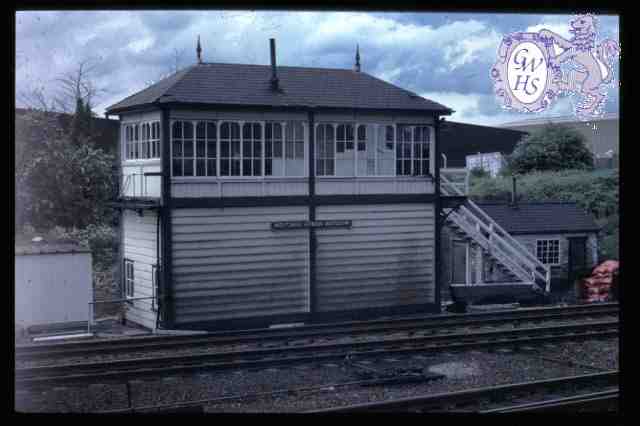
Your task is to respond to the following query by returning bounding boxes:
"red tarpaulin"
[580,260,619,302]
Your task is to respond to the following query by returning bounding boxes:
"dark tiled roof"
[476,202,600,235]
[439,121,528,168]
[106,63,453,114]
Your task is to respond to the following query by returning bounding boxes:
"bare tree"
[54,57,107,114]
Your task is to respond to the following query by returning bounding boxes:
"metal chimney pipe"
[511,176,517,207]
[270,38,279,90]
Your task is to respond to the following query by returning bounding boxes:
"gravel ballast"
[15,337,619,413]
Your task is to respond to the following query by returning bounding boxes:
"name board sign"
[271,220,352,230]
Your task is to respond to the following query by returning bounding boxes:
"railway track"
[16,303,619,362]
[305,370,619,413]
[15,318,618,388]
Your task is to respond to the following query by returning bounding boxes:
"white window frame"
[124,259,135,300]
[123,121,161,161]
[395,124,431,177]
[171,119,308,179]
[536,238,561,266]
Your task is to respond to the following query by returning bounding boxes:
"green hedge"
[469,169,618,261]
[469,169,618,219]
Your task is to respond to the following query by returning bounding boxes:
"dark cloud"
[16,10,619,123]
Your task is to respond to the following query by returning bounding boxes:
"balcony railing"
[117,172,162,199]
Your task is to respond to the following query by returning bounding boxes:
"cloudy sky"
[15,10,620,125]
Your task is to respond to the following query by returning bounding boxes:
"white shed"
[15,240,93,330]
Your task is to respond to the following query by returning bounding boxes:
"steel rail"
[15,303,619,361]
[479,389,619,413]
[304,370,619,413]
[15,320,618,387]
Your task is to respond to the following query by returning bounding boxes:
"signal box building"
[106,40,550,330]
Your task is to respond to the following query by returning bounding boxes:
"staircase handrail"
[447,208,533,283]
[441,173,548,273]
[441,173,550,290]
[449,205,536,282]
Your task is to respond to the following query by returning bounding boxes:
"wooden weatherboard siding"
[123,210,159,329]
[171,206,310,324]
[315,204,436,312]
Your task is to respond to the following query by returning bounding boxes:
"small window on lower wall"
[151,265,158,311]
[124,259,135,301]
[536,239,561,265]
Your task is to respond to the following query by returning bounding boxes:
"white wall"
[15,253,92,327]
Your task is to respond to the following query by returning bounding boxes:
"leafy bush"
[507,123,594,174]
[596,214,619,261]
[16,134,117,232]
[469,167,491,180]
[470,169,618,219]
[52,224,119,270]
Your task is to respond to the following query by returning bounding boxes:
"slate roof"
[476,202,600,235]
[106,63,453,114]
[439,121,528,168]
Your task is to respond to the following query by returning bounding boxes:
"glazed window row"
[124,120,433,177]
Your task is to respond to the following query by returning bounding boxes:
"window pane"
[184,122,193,139]
[196,159,206,176]
[183,159,194,176]
[243,140,252,157]
[207,140,216,157]
[265,159,272,176]
[172,122,182,139]
[265,123,273,140]
[220,160,229,176]
[337,124,345,140]
[265,140,273,158]
[253,160,261,176]
[184,140,194,157]
[232,141,240,157]
[221,141,230,157]
[207,122,217,140]
[230,123,240,139]
[326,125,334,141]
[196,122,206,139]
[274,123,282,139]
[231,159,240,176]
[196,140,206,157]
[285,141,294,159]
[295,141,304,159]
[220,123,230,139]
[358,124,366,141]
[172,159,183,176]
[274,141,282,158]
[243,123,252,139]
[346,124,354,141]
[242,159,252,176]
[207,159,216,176]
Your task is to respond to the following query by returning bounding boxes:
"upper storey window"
[315,123,431,177]
[124,121,160,160]
[396,124,431,176]
[171,120,306,177]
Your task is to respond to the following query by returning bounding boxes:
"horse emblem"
[491,14,620,120]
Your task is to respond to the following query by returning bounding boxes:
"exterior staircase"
[440,169,551,295]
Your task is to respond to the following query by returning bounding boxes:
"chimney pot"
[270,38,279,91]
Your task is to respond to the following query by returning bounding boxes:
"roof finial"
[354,44,361,72]
[196,35,202,64]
